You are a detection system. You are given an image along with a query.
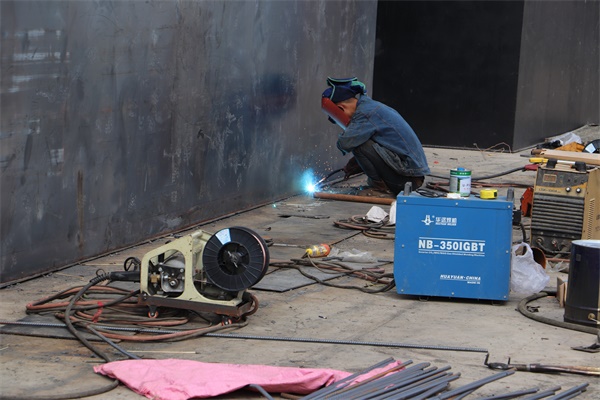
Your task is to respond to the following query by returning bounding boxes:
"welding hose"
[69,309,190,326]
[27,282,258,341]
[273,258,395,284]
[517,291,599,335]
[270,261,395,293]
[310,262,394,284]
[334,215,395,240]
[88,318,249,342]
[26,285,138,313]
[75,294,257,342]
[62,273,116,361]
[0,379,120,400]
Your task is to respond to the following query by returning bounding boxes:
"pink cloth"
[94,359,403,400]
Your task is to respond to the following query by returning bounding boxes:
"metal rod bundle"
[328,363,440,400]
[302,359,591,400]
[301,358,404,400]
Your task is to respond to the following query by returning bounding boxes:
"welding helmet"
[321,77,367,129]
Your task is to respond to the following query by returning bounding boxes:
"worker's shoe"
[367,178,391,192]
[359,178,394,198]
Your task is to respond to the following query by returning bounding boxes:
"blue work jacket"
[337,95,430,177]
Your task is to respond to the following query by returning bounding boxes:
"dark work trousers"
[352,139,424,195]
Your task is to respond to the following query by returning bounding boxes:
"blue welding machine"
[394,190,514,301]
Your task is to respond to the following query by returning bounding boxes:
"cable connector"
[108,271,140,282]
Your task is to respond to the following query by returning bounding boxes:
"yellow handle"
[529,157,548,164]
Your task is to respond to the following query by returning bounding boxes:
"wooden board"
[540,149,600,165]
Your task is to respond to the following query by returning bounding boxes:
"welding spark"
[301,169,319,194]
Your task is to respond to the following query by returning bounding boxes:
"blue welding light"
[301,169,318,194]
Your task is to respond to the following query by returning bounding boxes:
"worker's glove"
[342,157,363,180]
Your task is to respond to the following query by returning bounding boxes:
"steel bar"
[550,393,584,400]
[379,373,460,400]
[361,367,454,400]
[325,361,425,399]
[0,320,490,352]
[547,383,589,400]
[453,389,477,400]
[409,382,450,400]
[474,387,541,400]
[302,358,400,400]
[432,370,515,400]
[204,332,489,353]
[521,386,562,400]
[339,366,434,400]
[325,363,425,400]
[331,363,432,400]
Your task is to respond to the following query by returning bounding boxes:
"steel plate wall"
[373,0,598,150]
[513,0,599,149]
[0,0,377,283]
[373,1,524,149]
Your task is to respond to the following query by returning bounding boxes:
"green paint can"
[449,167,472,197]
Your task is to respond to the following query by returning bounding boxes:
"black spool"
[202,227,270,292]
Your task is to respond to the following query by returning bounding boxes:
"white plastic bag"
[365,206,388,223]
[510,243,550,295]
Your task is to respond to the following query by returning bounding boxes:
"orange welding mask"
[321,97,351,129]
[321,76,366,130]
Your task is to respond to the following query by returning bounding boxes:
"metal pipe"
[313,192,395,205]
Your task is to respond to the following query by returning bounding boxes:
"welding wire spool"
[202,227,270,291]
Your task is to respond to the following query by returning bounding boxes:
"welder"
[321,77,430,196]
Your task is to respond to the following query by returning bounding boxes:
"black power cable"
[517,291,599,336]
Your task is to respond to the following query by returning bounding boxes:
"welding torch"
[484,353,600,376]
[315,168,344,187]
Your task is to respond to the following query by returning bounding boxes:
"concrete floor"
[1,128,599,399]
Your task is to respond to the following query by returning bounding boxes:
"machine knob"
[565,187,571,192]
[576,188,582,193]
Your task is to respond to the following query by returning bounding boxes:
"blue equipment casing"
[394,192,513,301]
